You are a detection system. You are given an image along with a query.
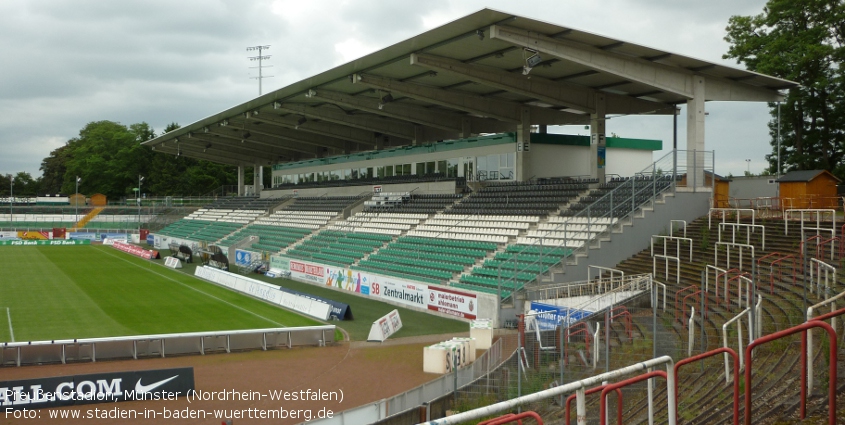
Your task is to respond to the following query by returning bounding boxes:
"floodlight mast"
[247,45,273,96]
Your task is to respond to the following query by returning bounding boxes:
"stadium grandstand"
[13,8,845,425]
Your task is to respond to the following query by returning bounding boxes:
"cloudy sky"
[0,0,778,179]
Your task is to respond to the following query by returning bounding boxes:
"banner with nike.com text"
[0,367,194,410]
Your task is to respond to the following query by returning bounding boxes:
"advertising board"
[0,367,194,410]
[234,249,259,267]
[112,241,155,260]
[274,255,477,319]
[529,301,594,331]
[0,239,91,246]
[194,266,331,320]
[367,309,402,342]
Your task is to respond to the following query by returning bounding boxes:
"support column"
[412,125,423,146]
[515,107,531,181]
[590,93,607,184]
[237,166,245,196]
[253,165,263,197]
[460,117,472,139]
[686,76,706,189]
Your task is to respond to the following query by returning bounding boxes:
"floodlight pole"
[75,176,80,227]
[9,176,13,226]
[247,45,273,96]
[138,175,144,234]
[777,101,781,177]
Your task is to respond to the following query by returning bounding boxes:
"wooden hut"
[68,193,85,207]
[776,170,840,209]
[680,171,731,208]
[90,193,107,206]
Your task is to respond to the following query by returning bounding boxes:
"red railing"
[674,285,697,324]
[744,320,838,425]
[600,370,667,425]
[799,235,825,262]
[757,252,797,293]
[817,236,843,262]
[564,385,622,425]
[682,290,709,327]
[713,268,743,306]
[564,322,592,366]
[606,306,633,339]
[674,347,740,425]
[478,411,544,425]
[725,273,752,308]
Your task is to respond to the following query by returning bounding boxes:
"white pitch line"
[95,247,286,327]
[6,307,15,342]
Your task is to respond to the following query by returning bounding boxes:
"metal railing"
[1,325,335,367]
[496,150,712,298]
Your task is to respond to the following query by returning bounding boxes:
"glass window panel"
[426,161,435,174]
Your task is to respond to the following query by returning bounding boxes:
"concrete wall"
[529,144,654,178]
[261,180,459,198]
[729,176,778,200]
[552,191,711,284]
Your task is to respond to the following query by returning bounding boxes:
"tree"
[724,0,845,178]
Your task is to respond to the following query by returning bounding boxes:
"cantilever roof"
[143,8,798,167]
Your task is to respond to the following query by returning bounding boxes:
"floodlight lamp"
[242,131,252,139]
[297,116,307,126]
[476,29,484,40]
[526,52,542,68]
[381,93,394,103]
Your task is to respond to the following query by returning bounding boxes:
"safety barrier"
[808,258,836,299]
[784,209,836,236]
[745,320,838,425]
[718,222,766,251]
[565,385,622,425]
[675,347,740,425]
[708,208,755,229]
[420,356,678,425]
[714,241,754,270]
[0,325,335,367]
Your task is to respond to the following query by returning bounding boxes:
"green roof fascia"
[272,133,516,171]
[530,133,662,150]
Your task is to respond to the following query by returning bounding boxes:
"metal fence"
[306,337,505,425]
[0,325,335,367]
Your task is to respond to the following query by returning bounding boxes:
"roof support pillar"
[253,165,263,196]
[237,166,245,196]
[516,107,531,181]
[687,76,706,188]
[590,93,607,184]
[413,125,423,146]
[461,117,472,139]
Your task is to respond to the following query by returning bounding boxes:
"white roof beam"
[411,53,672,115]
[704,78,785,102]
[490,25,696,98]
[242,117,354,151]
[248,113,381,147]
[158,139,267,165]
[353,73,588,125]
[306,89,511,134]
[276,103,420,140]
[200,128,313,156]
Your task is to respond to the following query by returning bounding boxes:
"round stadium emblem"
[469,301,474,311]
[430,293,435,302]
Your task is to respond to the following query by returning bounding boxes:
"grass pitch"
[0,245,322,342]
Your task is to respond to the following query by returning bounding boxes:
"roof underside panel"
[143,8,798,167]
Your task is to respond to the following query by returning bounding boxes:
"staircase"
[74,207,104,229]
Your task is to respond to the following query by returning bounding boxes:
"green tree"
[724,0,845,178]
